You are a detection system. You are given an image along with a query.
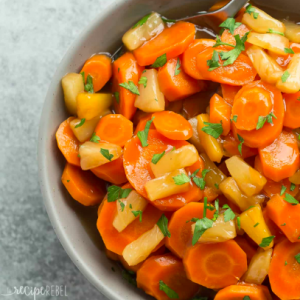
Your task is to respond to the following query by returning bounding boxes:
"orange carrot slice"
[283,92,300,129]
[137,254,199,300]
[80,54,112,92]
[61,163,106,206]
[133,22,196,66]
[56,117,80,166]
[94,114,133,147]
[134,114,155,134]
[184,240,247,289]
[269,239,300,300]
[112,52,144,120]
[152,111,193,140]
[221,24,250,47]
[221,84,241,106]
[182,39,216,79]
[259,131,299,182]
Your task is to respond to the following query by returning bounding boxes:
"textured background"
[0,0,110,299]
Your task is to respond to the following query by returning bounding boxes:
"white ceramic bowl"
[38,0,299,299]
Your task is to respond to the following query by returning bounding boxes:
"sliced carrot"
[196,47,257,86]
[182,39,216,79]
[221,24,250,47]
[97,185,163,255]
[232,81,273,131]
[222,132,258,159]
[210,93,231,136]
[152,111,193,140]
[80,54,112,92]
[269,239,300,299]
[221,84,241,106]
[134,114,155,134]
[56,117,80,166]
[184,240,247,289]
[123,130,203,211]
[137,254,199,300]
[283,92,300,129]
[105,248,119,261]
[94,114,133,147]
[112,52,144,120]
[266,194,300,243]
[91,156,127,185]
[133,22,195,66]
[166,202,214,258]
[203,186,219,202]
[215,283,272,300]
[259,131,299,182]
[157,57,203,102]
[61,163,106,206]
[232,81,284,149]
[234,236,256,264]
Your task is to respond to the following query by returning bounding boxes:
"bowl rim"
[38,1,125,299]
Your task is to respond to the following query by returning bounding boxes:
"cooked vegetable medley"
[57,2,300,299]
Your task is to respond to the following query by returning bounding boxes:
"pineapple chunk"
[145,169,190,201]
[276,53,300,93]
[79,141,122,170]
[200,153,227,193]
[77,93,113,120]
[122,224,164,266]
[289,169,300,184]
[283,20,300,43]
[242,6,285,34]
[247,32,289,55]
[150,145,199,178]
[219,177,265,211]
[225,156,267,197]
[243,248,272,285]
[61,73,84,115]
[188,117,205,153]
[197,114,223,163]
[69,109,111,142]
[113,191,148,232]
[246,45,283,85]
[192,214,236,243]
[135,69,165,112]
[122,12,165,51]
[239,204,274,249]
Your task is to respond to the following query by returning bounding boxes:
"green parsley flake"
[80,71,85,83]
[159,281,179,299]
[132,13,151,29]
[100,148,113,161]
[114,91,120,104]
[237,216,241,230]
[280,185,287,196]
[107,185,132,202]
[284,193,299,205]
[129,204,132,209]
[246,4,259,19]
[151,53,167,68]
[256,112,277,130]
[267,28,284,36]
[290,183,296,191]
[157,214,171,237]
[243,296,251,300]
[214,183,219,189]
[173,173,191,185]
[137,117,154,147]
[67,180,70,182]
[138,76,148,88]
[281,223,286,226]
[202,121,223,138]
[119,200,125,212]
[119,80,140,95]
[174,58,181,76]
[90,132,101,143]
[207,50,221,71]
[219,17,242,35]
[259,236,275,248]
[75,118,85,128]
[232,115,238,122]
[284,48,295,54]
[281,71,290,83]
[254,222,259,228]
[151,151,165,164]
[132,210,143,222]
[212,199,220,221]
[222,204,236,222]
[84,75,94,93]
[237,134,244,156]
[285,261,288,266]
[161,17,176,23]
[192,217,214,245]
[213,35,235,48]
[295,253,300,264]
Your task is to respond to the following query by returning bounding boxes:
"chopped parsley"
[280,185,287,196]
[119,200,125,212]
[284,48,295,54]
[173,173,191,185]
[107,186,132,202]
[237,134,244,156]
[132,13,151,29]
[90,132,101,143]
[132,210,143,222]
[207,50,221,71]
[256,112,277,130]
[138,76,147,88]
[161,17,176,23]
[254,222,259,228]
[157,214,171,237]
[192,217,214,245]
[84,74,94,93]
[201,121,223,138]
[259,236,275,248]
[290,183,296,191]
[267,28,284,36]
[237,216,241,230]
[151,151,165,164]
[295,253,300,264]
[281,71,290,83]
[151,53,167,68]
[75,118,85,128]
[232,115,238,122]
[100,148,113,161]
[174,58,181,75]
[159,281,179,299]
[114,91,120,104]
[284,193,299,205]
[119,81,140,95]
[219,17,242,35]
[137,117,154,147]
[246,4,259,19]
[213,35,235,48]
[222,204,236,222]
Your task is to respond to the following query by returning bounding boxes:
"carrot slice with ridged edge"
[269,239,300,300]
[182,39,216,79]
[232,80,284,148]
[214,283,272,300]
[123,130,204,211]
[80,54,112,92]
[97,183,163,255]
[259,131,299,182]
[61,163,106,206]
[166,202,214,258]
[183,240,247,289]
[137,254,199,300]
[133,22,196,66]
[56,117,80,166]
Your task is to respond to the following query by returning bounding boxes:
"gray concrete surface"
[0,1,111,299]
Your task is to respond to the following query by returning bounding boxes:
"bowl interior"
[38,0,300,299]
